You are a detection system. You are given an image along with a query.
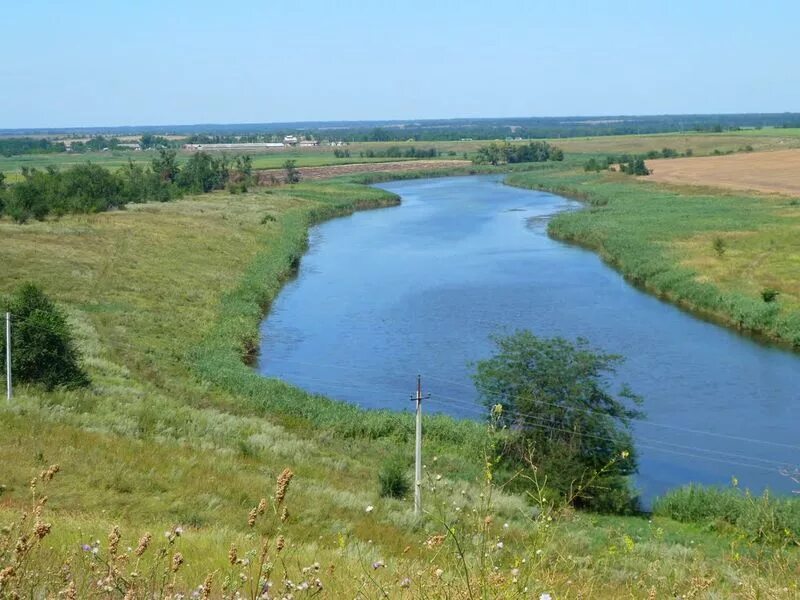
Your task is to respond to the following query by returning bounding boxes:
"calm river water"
[257,175,800,503]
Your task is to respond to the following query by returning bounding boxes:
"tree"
[152,148,180,183]
[283,160,301,184]
[620,157,650,176]
[1,283,88,389]
[473,331,642,512]
[178,151,226,193]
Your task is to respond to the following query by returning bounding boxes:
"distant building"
[182,142,286,151]
[299,139,319,147]
[283,135,299,146]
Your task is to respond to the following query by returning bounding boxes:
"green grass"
[506,167,800,347]
[654,484,800,545]
[2,166,800,596]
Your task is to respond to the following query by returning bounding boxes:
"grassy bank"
[2,170,800,596]
[506,167,800,348]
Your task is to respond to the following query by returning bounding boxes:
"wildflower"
[0,566,15,585]
[400,578,412,588]
[424,534,445,549]
[281,506,289,522]
[314,578,323,590]
[228,544,238,565]
[171,552,184,572]
[434,568,444,578]
[275,468,294,505]
[365,505,374,513]
[64,580,77,600]
[40,464,60,482]
[201,574,213,599]
[435,474,442,481]
[496,541,504,550]
[248,507,258,527]
[258,498,267,515]
[372,560,385,570]
[276,535,285,553]
[135,533,151,556]
[540,594,553,600]
[621,450,630,459]
[34,520,51,539]
[82,543,93,552]
[108,526,121,556]
[503,523,509,529]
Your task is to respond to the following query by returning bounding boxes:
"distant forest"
[3,113,800,150]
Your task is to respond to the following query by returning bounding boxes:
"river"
[257,175,800,503]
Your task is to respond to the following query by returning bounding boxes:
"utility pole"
[5,312,11,402]
[410,374,429,516]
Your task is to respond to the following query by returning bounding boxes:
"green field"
[2,152,800,596]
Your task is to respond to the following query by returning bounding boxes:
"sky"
[1,0,799,128]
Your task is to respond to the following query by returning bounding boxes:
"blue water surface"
[257,175,800,503]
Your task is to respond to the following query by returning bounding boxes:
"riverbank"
[506,167,800,349]
[2,172,800,596]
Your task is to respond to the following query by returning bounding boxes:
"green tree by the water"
[473,331,642,512]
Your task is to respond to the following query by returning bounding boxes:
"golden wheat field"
[646,149,800,196]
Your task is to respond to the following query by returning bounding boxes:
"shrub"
[712,236,726,258]
[761,288,779,303]
[378,456,410,498]
[1,283,88,389]
[284,160,301,184]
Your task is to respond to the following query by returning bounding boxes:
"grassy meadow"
[2,150,800,596]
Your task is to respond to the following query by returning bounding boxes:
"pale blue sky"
[2,0,798,128]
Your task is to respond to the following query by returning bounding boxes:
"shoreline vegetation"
[3,148,800,594]
[504,168,800,349]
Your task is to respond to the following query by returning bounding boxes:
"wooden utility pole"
[5,312,11,402]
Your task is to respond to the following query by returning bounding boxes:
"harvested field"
[646,149,800,196]
[257,159,471,183]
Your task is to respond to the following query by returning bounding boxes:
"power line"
[261,357,800,453]
[426,393,791,470]
[262,368,793,473]
[432,379,800,452]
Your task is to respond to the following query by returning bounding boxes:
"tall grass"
[653,484,800,545]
